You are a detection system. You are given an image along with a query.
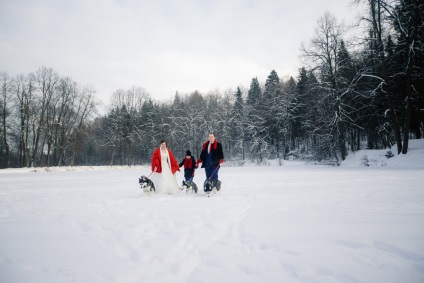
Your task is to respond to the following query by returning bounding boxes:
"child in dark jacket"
[179,150,197,181]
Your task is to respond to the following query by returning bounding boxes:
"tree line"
[1,0,423,168]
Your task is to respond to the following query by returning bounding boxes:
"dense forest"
[1,0,423,168]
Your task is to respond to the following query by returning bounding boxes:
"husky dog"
[203,179,221,196]
[138,176,155,193]
[181,180,198,194]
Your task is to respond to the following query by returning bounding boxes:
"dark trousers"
[184,168,194,181]
[205,166,219,180]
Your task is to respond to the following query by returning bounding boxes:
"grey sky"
[0,0,359,106]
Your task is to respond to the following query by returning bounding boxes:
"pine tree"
[245,77,264,162]
[263,70,283,161]
[230,87,245,160]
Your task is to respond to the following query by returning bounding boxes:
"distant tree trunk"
[1,72,11,168]
[339,129,347,160]
[2,112,10,168]
[110,146,115,166]
[58,130,66,167]
[402,94,412,154]
[71,147,76,167]
[387,91,403,154]
[46,136,52,167]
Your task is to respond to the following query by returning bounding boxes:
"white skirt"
[151,161,180,194]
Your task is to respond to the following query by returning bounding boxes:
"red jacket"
[151,148,180,174]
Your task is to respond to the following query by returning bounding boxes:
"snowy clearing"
[1,140,424,283]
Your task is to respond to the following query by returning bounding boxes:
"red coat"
[151,148,180,174]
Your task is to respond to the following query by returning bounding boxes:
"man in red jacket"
[196,133,224,190]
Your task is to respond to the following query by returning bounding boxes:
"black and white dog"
[138,175,155,193]
[203,179,221,195]
[181,180,198,194]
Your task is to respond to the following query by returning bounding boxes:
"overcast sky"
[0,0,360,107]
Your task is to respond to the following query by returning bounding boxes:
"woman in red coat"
[151,139,180,194]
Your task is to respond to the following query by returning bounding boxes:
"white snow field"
[1,140,423,283]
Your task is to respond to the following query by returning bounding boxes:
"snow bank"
[342,139,424,168]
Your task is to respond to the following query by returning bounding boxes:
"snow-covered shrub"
[385,150,394,159]
[361,155,370,166]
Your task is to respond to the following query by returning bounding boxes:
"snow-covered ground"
[1,140,423,283]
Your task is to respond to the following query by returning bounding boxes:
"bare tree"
[302,12,351,162]
[70,85,97,166]
[30,67,59,167]
[0,72,12,167]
